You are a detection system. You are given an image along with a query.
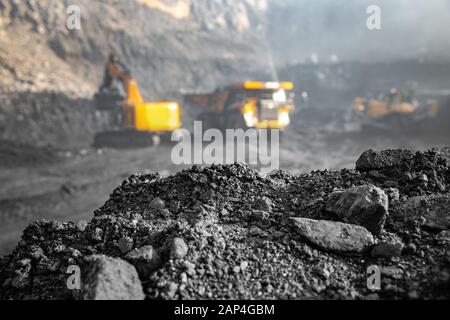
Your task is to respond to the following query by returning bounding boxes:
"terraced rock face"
[0,0,271,149]
[0,0,270,96]
[1,149,449,300]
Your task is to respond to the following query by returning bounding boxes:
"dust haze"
[0,0,450,301]
[268,0,450,64]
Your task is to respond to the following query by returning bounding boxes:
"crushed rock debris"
[1,149,450,300]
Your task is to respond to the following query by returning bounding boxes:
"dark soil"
[0,140,60,168]
[1,149,449,300]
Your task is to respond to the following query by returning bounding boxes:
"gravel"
[1,149,449,300]
[371,233,405,259]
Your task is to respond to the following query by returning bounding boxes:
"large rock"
[82,255,145,300]
[290,218,375,254]
[326,185,389,234]
[170,237,189,259]
[125,245,162,278]
[356,149,414,172]
[356,149,449,196]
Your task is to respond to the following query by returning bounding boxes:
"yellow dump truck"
[94,54,181,147]
[185,81,295,130]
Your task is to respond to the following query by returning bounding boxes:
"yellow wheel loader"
[185,81,295,131]
[351,88,440,131]
[93,54,181,148]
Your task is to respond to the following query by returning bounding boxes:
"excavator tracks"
[93,130,161,149]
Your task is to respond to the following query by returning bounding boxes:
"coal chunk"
[81,255,145,300]
[356,149,414,172]
[125,245,162,278]
[371,233,404,259]
[290,218,375,253]
[170,238,189,260]
[326,184,388,234]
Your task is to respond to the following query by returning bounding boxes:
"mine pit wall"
[0,91,109,150]
[0,0,272,100]
[0,0,273,154]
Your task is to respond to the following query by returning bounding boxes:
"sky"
[267,0,450,63]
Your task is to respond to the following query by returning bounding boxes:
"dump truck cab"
[187,81,295,130]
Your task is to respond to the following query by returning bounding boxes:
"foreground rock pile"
[1,149,450,300]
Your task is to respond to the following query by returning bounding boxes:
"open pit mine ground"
[1,106,449,300]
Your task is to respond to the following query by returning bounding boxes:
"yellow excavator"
[94,54,181,148]
[351,88,440,131]
[185,81,295,130]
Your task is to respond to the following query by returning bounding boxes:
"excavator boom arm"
[105,59,143,106]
